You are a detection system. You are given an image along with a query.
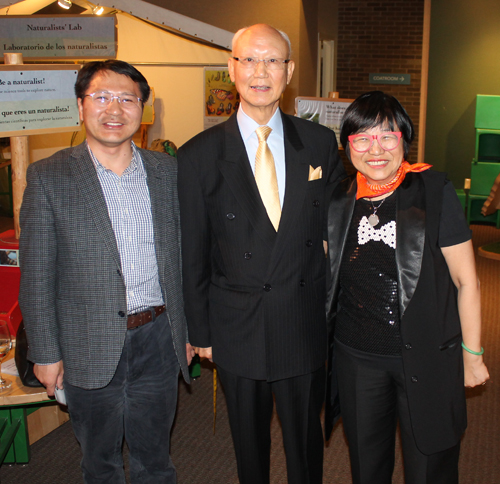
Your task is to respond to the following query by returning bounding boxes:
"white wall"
[117,13,230,147]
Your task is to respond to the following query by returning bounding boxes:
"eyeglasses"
[232,57,290,70]
[348,131,402,153]
[84,91,142,108]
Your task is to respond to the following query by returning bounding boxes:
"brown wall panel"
[336,0,425,163]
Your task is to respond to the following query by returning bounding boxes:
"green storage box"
[475,95,500,129]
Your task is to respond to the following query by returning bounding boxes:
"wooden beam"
[5,53,29,239]
[418,0,431,164]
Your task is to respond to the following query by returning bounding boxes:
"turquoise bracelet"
[461,342,484,355]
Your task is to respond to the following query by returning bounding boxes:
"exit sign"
[369,73,411,85]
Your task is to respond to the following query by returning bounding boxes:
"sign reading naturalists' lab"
[369,73,411,85]
[0,15,116,60]
[0,65,80,137]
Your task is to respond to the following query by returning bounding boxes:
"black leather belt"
[127,305,166,330]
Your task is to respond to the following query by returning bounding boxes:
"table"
[0,351,69,465]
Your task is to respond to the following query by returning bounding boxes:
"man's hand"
[186,343,196,366]
[193,346,213,362]
[34,360,64,397]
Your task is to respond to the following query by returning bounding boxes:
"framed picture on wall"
[203,67,238,130]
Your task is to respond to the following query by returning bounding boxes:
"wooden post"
[5,53,29,239]
[418,0,431,164]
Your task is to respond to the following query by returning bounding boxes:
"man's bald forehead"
[232,24,292,57]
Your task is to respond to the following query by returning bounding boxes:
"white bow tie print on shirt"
[357,217,396,249]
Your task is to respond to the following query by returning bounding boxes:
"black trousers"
[335,340,460,484]
[217,365,325,484]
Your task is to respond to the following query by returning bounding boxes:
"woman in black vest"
[325,91,489,484]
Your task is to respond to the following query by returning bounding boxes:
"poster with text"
[0,65,80,137]
[295,97,353,148]
[204,67,238,130]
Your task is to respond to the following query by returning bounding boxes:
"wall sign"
[295,97,353,148]
[0,15,116,60]
[369,73,411,85]
[0,65,80,137]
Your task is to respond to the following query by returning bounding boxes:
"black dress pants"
[335,340,460,484]
[217,365,325,484]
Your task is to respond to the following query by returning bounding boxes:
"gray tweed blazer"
[19,142,190,389]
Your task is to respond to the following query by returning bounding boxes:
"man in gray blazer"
[19,60,192,484]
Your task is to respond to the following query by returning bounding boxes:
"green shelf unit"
[467,161,500,228]
[475,129,500,162]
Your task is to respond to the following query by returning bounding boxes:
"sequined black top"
[336,192,401,355]
[335,182,471,356]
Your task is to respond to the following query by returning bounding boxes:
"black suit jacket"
[325,171,467,454]
[178,111,344,381]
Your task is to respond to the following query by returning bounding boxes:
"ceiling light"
[58,0,72,9]
[93,5,104,15]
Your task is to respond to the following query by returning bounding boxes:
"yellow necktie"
[255,126,281,231]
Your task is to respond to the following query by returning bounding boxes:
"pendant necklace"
[368,197,386,227]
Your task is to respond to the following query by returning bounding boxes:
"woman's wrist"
[462,341,484,355]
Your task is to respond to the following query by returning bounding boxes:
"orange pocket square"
[308,165,323,181]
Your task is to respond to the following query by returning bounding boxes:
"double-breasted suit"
[178,111,344,382]
[19,142,190,389]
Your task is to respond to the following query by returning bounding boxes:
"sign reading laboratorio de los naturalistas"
[0,15,116,59]
[0,65,80,137]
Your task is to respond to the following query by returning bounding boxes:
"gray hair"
[231,25,292,59]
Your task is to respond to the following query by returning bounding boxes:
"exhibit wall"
[139,0,334,115]
[1,0,341,166]
[0,9,230,163]
[117,13,229,147]
[425,0,500,187]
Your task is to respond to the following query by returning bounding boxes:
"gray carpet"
[1,224,499,483]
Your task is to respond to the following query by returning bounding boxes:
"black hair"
[74,60,150,104]
[340,91,414,160]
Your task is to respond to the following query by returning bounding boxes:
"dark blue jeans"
[65,312,180,484]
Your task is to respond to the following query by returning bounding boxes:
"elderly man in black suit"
[178,24,345,484]
[19,60,193,483]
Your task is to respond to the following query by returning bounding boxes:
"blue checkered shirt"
[88,141,164,314]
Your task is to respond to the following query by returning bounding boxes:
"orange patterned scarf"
[356,161,432,199]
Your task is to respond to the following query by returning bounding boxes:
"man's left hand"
[186,343,195,366]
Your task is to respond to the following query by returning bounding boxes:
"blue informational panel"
[0,15,116,60]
